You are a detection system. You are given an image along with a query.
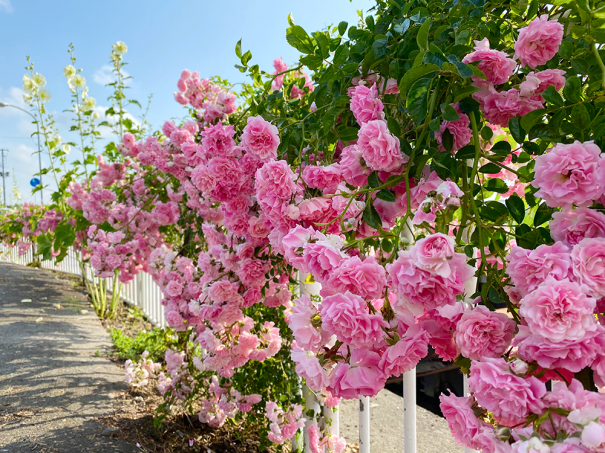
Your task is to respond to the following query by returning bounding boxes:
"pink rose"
[236,258,267,288]
[339,145,370,187]
[302,164,343,193]
[378,324,429,377]
[410,233,461,278]
[519,277,597,342]
[514,15,564,69]
[201,121,236,158]
[530,69,567,94]
[357,120,406,172]
[435,105,472,152]
[571,237,605,299]
[478,86,544,127]
[327,348,386,398]
[551,208,605,247]
[323,256,387,300]
[462,38,516,85]
[320,291,388,348]
[298,197,340,235]
[515,325,605,373]
[440,394,492,450]
[241,116,280,160]
[165,280,184,298]
[506,242,572,297]
[454,305,516,360]
[302,236,346,283]
[282,225,315,272]
[387,250,474,310]
[532,141,605,208]
[349,84,384,125]
[255,160,298,211]
[291,346,329,391]
[468,357,546,427]
[289,295,331,352]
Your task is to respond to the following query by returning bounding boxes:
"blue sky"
[0,0,373,203]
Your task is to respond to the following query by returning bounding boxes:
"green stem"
[469,112,488,269]
[592,41,605,91]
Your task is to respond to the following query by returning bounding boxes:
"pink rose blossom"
[454,305,516,360]
[349,84,384,125]
[236,258,267,288]
[514,15,564,69]
[339,145,370,187]
[530,69,567,94]
[519,277,597,342]
[440,394,492,450]
[320,291,388,348]
[551,208,605,247]
[324,256,387,301]
[302,164,343,193]
[506,242,572,297]
[410,233,459,278]
[302,236,346,283]
[327,348,387,398]
[379,324,429,377]
[571,237,605,299]
[479,87,544,127]
[532,141,605,208]
[241,116,280,160]
[462,38,516,85]
[435,105,472,152]
[291,346,329,391]
[357,120,406,172]
[289,295,331,352]
[515,325,605,373]
[468,357,546,427]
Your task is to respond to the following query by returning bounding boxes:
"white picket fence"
[0,243,469,453]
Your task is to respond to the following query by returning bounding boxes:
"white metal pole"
[403,369,416,453]
[303,386,320,453]
[359,396,370,453]
[323,405,339,436]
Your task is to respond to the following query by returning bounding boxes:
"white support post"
[323,404,339,436]
[303,386,320,453]
[403,368,416,453]
[359,396,370,453]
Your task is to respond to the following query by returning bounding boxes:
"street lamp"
[0,101,43,205]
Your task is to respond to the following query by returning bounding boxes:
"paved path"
[0,262,137,453]
[339,390,463,453]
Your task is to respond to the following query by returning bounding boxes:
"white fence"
[0,244,465,453]
[0,244,166,328]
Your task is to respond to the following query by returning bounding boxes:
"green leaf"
[417,19,431,51]
[338,127,359,142]
[506,194,526,224]
[387,117,401,136]
[363,203,382,229]
[300,55,322,70]
[443,104,459,121]
[453,85,481,103]
[368,171,381,188]
[458,98,480,113]
[571,104,591,130]
[241,50,252,66]
[563,76,582,104]
[36,233,52,261]
[455,145,475,159]
[480,201,509,223]
[333,45,350,65]
[534,202,554,227]
[479,163,501,174]
[541,85,564,107]
[484,178,509,193]
[286,25,315,54]
[398,64,439,97]
[559,40,573,59]
[508,117,526,143]
[406,76,432,125]
[235,39,242,58]
[376,189,396,202]
[442,129,454,153]
[481,126,494,141]
[520,109,547,132]
[338,21,348,36]
[372,38,388,58]
[454,62,474,78]
[491,141,511,156]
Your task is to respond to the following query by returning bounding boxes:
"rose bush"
[4,0,605,451]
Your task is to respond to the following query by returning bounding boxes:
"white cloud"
[93,65,130,86]
[0,86,28,116]
[0,0,13,13]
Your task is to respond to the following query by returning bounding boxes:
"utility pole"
[0,149,8,207]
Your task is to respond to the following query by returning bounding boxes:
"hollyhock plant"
[514,15,564,69]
